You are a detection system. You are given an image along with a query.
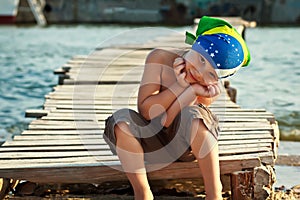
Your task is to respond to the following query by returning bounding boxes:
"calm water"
[231,27,300,142]
[0,24,184,142]
[0,24,299,188]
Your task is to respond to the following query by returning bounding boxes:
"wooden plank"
[27,119,272,128]
[0,150,114,159]
[43,104,241,110]
[0,144,272,159]
[0,145,109,152]
[3,138,274,147]
[25,123,273,131]
[51,84,139,92]
[63,76,143,83]
[13,135,105,140]
[42,104,238,111]
[219,147,271,156]
[0,146,271,160]
[2,140,105,146]
[0,154,266,183]
[66,67,144,74]
[17,129,272,136]
[0,151,268,169]
[42,99,238,106]
[12,133,273,141]
[44,95,233,102]
[42,100,237,106]
[39,107,271,115]
[48,105,138,111]
[39,111,272,121]
[25,124,274,132]
[0,156,260,180]
[0,142,272,155]
[41,115,271,123]
[66,71,144,78]
[96,42,188,51]
[21,130,103,135]
[66,57,146,64]
[219,143,271,150]
[0,156,120,168]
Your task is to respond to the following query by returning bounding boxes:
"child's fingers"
[178,71,186,79]
[208,84,221,97]
[212,84,221,95]
[174,64,185,76]
[173,57,185,67]
[207,85,215,96]
[177,72,189,88]
[215,84,221,95]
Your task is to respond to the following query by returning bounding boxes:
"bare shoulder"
[145,48,184,65]
[140,48,185,87]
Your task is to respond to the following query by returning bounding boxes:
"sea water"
[0,24,299,188]
[230,27,300,142]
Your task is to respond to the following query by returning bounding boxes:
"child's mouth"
[189,70,200,83]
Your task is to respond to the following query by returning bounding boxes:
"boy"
[104,16,251,200]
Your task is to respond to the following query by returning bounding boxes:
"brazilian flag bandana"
[185,16,251,78]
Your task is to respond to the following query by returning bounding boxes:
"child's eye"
[199,56,205,64]
[209,72,217,80]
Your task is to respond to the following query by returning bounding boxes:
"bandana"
[185,16,251,78]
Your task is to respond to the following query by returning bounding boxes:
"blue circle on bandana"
[192,33,244,72]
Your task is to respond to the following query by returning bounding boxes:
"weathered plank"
[3,138,274,147]
[16,129,272,136]
[0,157,260,183]
[0,144,272,160]
[12,133,272,141]
[0,145,109,152]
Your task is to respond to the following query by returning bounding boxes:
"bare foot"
[134,189,153,200]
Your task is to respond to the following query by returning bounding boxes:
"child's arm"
[138,49,187,120]
[160,86,197,127]
[161,84,220,127]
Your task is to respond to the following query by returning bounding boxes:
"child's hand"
[191,83,221,98]
[173,57,189,88]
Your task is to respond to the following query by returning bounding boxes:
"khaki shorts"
[103,104,219,163]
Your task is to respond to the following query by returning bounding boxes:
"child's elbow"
[160,114,171,128]
[138,106,151,121]
[138,103,166,121]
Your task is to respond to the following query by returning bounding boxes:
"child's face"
[183,50,219,86]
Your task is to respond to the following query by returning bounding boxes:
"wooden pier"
[0,23,279,199]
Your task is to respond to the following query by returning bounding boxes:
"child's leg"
[190,119,223,200]
[114,122,153,200]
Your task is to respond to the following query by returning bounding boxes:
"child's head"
[183,49,218,86]
[185,16,251,79]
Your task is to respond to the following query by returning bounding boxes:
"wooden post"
[0,178,10,199]
[253,165,276,200]
[231,170,253,200]
[224,80,237,103]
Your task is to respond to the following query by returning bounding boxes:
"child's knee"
[114,122,133,139]
[190,119,217,159]
[191,119,208,135]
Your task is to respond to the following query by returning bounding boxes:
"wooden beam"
[25,110,49,118]
[0,158,260,184]
[231,170,254,200]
